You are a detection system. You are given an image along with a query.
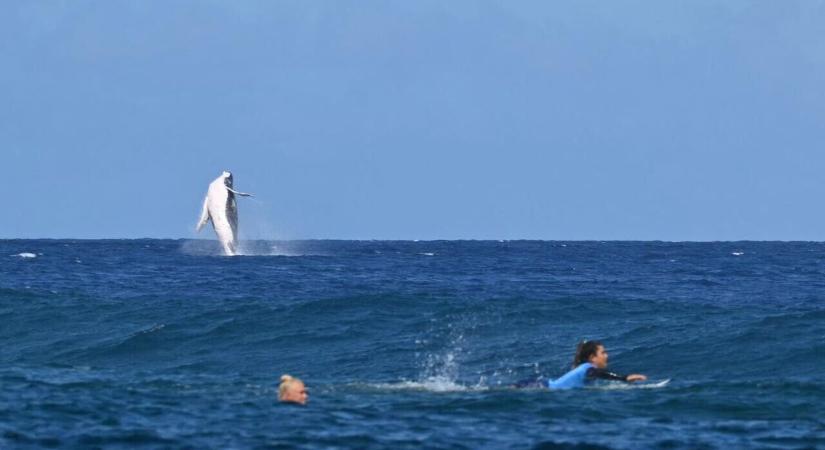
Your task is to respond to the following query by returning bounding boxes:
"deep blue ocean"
[1,240,823,449]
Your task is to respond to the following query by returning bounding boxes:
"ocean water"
[1,240,823,449]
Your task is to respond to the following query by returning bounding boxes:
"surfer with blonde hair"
[279,374,308,405]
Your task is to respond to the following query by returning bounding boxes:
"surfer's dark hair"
[573,340,603,368]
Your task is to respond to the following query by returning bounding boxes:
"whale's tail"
[196,195,210,232]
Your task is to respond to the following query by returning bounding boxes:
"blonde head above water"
[279,374,308,405]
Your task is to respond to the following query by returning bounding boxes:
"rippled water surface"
[1,240,824,449]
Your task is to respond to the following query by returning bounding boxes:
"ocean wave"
[0,286,65,303]
[3,239,825,449]
[90,323,171,358]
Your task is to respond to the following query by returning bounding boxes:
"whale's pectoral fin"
[226,187,253,197]
[196,196,210,232]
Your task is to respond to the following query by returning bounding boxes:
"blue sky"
[3,1,824,240]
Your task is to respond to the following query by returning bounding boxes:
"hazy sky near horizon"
[3,1,825,240]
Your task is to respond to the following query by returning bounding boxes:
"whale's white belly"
[205,179,238,255]
[197,171,253,256]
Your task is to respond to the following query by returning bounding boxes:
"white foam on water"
[732,252,744,256]
[182,239,325,257]
[589,379,671,390]
[14,252,37,258]
[367,377,486,393]
[387,329,487,393]
[420,252,435,256]
[352,331,477,393]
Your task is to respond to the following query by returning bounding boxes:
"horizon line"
[2,237,824,244]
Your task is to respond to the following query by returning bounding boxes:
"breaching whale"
[196,171,253,256]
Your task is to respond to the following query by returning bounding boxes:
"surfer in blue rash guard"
[516,340,646,389]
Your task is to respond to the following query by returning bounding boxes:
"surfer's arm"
[586,367,645,382]
[586,367,626,381]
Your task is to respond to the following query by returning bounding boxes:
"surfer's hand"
[626,374,647,382]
